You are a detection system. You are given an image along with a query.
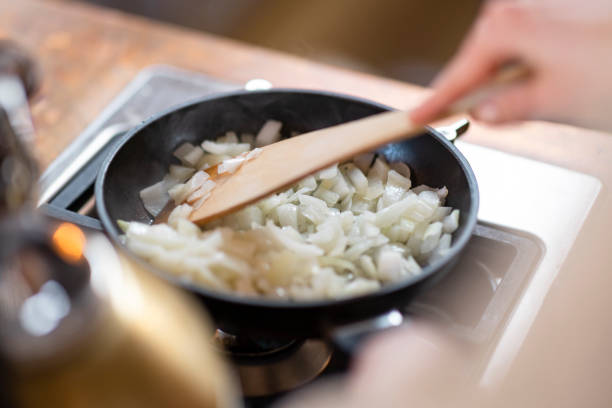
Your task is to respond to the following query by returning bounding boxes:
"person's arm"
[277,323,494,408]
[410,0,612,132]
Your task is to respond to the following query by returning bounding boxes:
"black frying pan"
[95,90,479,339]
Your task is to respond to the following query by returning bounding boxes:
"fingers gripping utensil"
[189,64,529,225]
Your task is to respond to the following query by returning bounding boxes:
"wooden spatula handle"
[269,110,418,166]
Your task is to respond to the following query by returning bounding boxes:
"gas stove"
[37,66,601,403]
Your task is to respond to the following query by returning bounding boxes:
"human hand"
[410,0,612,132]
[277,323,491,408]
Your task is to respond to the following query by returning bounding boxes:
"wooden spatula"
[189,64,529,225]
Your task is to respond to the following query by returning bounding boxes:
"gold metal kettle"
[0,219,239,408]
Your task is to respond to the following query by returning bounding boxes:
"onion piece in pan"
[255,120,282,147]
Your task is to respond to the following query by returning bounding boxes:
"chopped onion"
[174,142,196,162]
[420,222,443,253]
[375,194,418,228]
[255,120,282,147]
[437,186,449,200]
[377,249,404,282]
[354,153,375,173]
[169,165,195,183]
[218,156,246,174]
[187,180,216,203]
[443,209,460,233]
[387,170,411,191]
[217,131,238,144]
[359,255,377,278]
[201,140,250,156]
[276,203,298,229]
[433,206,452,222]
[168,204,194,229]
[346,164,368,194]
[181,170,210,198]
[246,147,263,161]
[168,183,189,204]
[419,190,441,208]
[363,179,384,200]
[368,157,390,183]
[172,143,204,167]
[390,162,411,178]
[317,164,338,180]
[139,181,169,216]
[298,176,317,192]
[129,123,462,301]
[197,153,227,170]
[314,185,340,206]
[182,146,204,167]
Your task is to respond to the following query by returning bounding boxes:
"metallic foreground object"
[0,226,239,408]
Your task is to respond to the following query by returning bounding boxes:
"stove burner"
[212,329,299,358]
[213,330,332,397]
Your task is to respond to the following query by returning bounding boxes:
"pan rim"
[95,88,479,311]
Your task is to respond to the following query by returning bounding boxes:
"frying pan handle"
[330,309,407,358]
[432,118,470,143]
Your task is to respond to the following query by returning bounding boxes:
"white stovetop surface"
[455,141,601,386]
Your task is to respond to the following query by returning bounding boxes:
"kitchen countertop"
[3,0,612,402]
